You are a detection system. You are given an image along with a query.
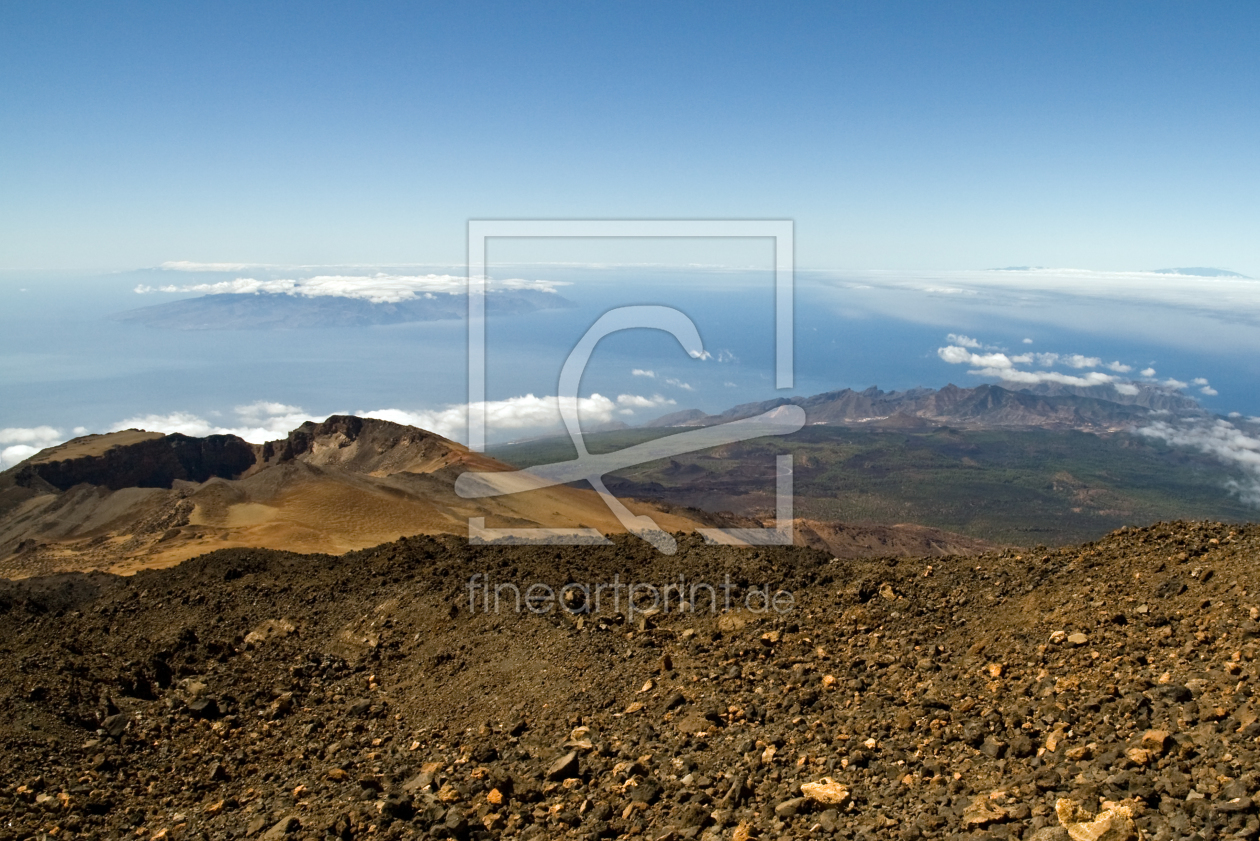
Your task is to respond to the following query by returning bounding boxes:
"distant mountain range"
[112,288,572,329]
[645,381,1202,433]
[491,380,1250,545]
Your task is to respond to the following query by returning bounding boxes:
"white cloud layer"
[946,333,982,348]
[615,394,675,409]
[826,268,1260,321]
[158,261,270,272]
[938,343,1127,390]
[2,389,681,466]
[112,403,326,444]
[937,334,1217,399]
[0,425,63,446]
[362,392,669,440]
[1138,418,1260,505]
[136,274,565,304]
[0,425,67,468]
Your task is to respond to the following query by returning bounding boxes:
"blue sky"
[6,2,1260,493]
[2,1,1258,273]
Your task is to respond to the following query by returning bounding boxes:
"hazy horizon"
[4,3,1259,497]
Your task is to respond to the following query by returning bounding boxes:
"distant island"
[112,288,573,330]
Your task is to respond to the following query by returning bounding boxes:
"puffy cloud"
[111,402,326,444]
[689,350,712,361]
[112,411,219,438]
[0,425,68,468]
[615,394,675,409]
[973,367,1119,388]
[937,347,1023,371]
[946,333,982,348]
[936,338,1217,399]
[631,369,656,378]
[1022,338,1033,344]
[1138,418,1260,505]
[0,425,64,446]
[665,378,695,391]
[7,391,675,463]
[938,345,978,365]
[971,352,1022,369]
[938,344,1121,389]
[364,392,675,441]
[236,401,305,419]
[364,394,627,441]
[136,273,565,304]
[495,277,566,293]
[354,408,462,437]
[2,447,46,465]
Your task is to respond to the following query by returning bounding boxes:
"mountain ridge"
[0,416,702,578]
[644,381,1203,432]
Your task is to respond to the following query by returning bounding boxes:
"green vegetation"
[489,426,1256,546]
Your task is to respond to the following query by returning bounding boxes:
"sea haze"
[1,264,1258,465]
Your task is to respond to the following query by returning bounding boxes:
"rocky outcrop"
[0,417,703,578]
[256,415,470,476]
[7,432,257,491]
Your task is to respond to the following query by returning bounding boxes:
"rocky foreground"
[1,521,1259,840]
